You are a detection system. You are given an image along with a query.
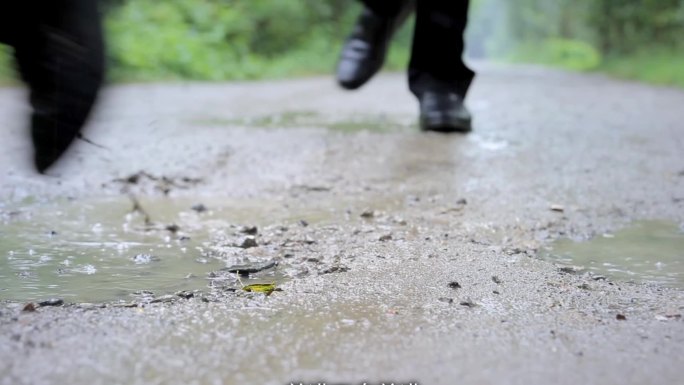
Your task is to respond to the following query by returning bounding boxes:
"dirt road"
[1,64,683,385]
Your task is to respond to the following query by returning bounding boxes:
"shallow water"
[193,110,414,133]
[541,220,684,288]
[0,197,289,303]
[0,188,405,304]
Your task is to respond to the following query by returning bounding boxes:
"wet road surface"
[1,63,683,385]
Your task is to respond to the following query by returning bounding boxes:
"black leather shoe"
[336,8,404,90]
[419,92,472,133]
[32,119,82,174]
[13,0,105,173]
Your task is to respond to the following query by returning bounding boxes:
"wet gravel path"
[1,63,683,385]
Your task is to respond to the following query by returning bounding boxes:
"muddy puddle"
[193,110,414,133]
[541,220,684,288]
[0,196,308,303]
[0,171,409,304]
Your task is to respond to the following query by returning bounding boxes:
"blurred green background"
[0,0,682,86]
[470,0,684,86]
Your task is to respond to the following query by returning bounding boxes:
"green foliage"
[471,0,684,86]
[600,49,684,87]
[0,0,413,83]
[106,0,270,80]
[2,0,680,88]
[474,0,684,57]
[104,0,410,82]
[0,46,15,84]
[509,39,601,71]
[587,0,684,54]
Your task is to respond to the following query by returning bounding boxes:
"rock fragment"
[360,209,375,219]
[379,234,392,242]
[240,226,258,235]
[238,236,258,249]
[38,299,64,307]
[459,298,477,308]
[550,204,565,212]
[191,204,208,213]
[224,260,277,276]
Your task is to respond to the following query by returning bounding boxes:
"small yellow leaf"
[242,282,279,296]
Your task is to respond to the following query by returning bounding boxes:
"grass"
[501,42,684,89]
[0,46,18,86]
[598,48,684,88]
[508,39,601,71]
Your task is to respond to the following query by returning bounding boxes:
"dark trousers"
[0,0,104,170]
[361,0,474,98]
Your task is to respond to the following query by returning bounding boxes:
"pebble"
[224,260,276,276]
[151,295,176,304]
[558,265,584,274]
[240,226,258,235]
[191,203,208,213]
[460,298,477,308]
[176,291,195,299]
[38,298,64,307]
[238,236,258,249]
[550,204,565,212]
[360,209,375,219]
[318,265,350,275]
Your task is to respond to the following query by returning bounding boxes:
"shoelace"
[76,132,107,149]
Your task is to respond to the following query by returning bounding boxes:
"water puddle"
[541,220,684,288]
[0,185,408,304]
[193,110,413,133]
[0,197,300,303]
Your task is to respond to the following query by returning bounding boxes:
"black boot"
[5,0,104,173]
[336,3,412,90]
[419,92,472,133]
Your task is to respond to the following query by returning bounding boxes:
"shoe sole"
[336,59,384,90]
[337,77,368,90]
[420,116,472,133]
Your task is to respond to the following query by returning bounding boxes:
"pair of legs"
[337,0,475,132]
[0,0,105,173]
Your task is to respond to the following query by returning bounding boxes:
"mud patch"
[193,111,412,133]
[0,196,307,303]
[0,193,391,303]
[0,198,220,303]
[541,220,684,288]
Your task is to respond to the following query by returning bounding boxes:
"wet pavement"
[1,63,683,385]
